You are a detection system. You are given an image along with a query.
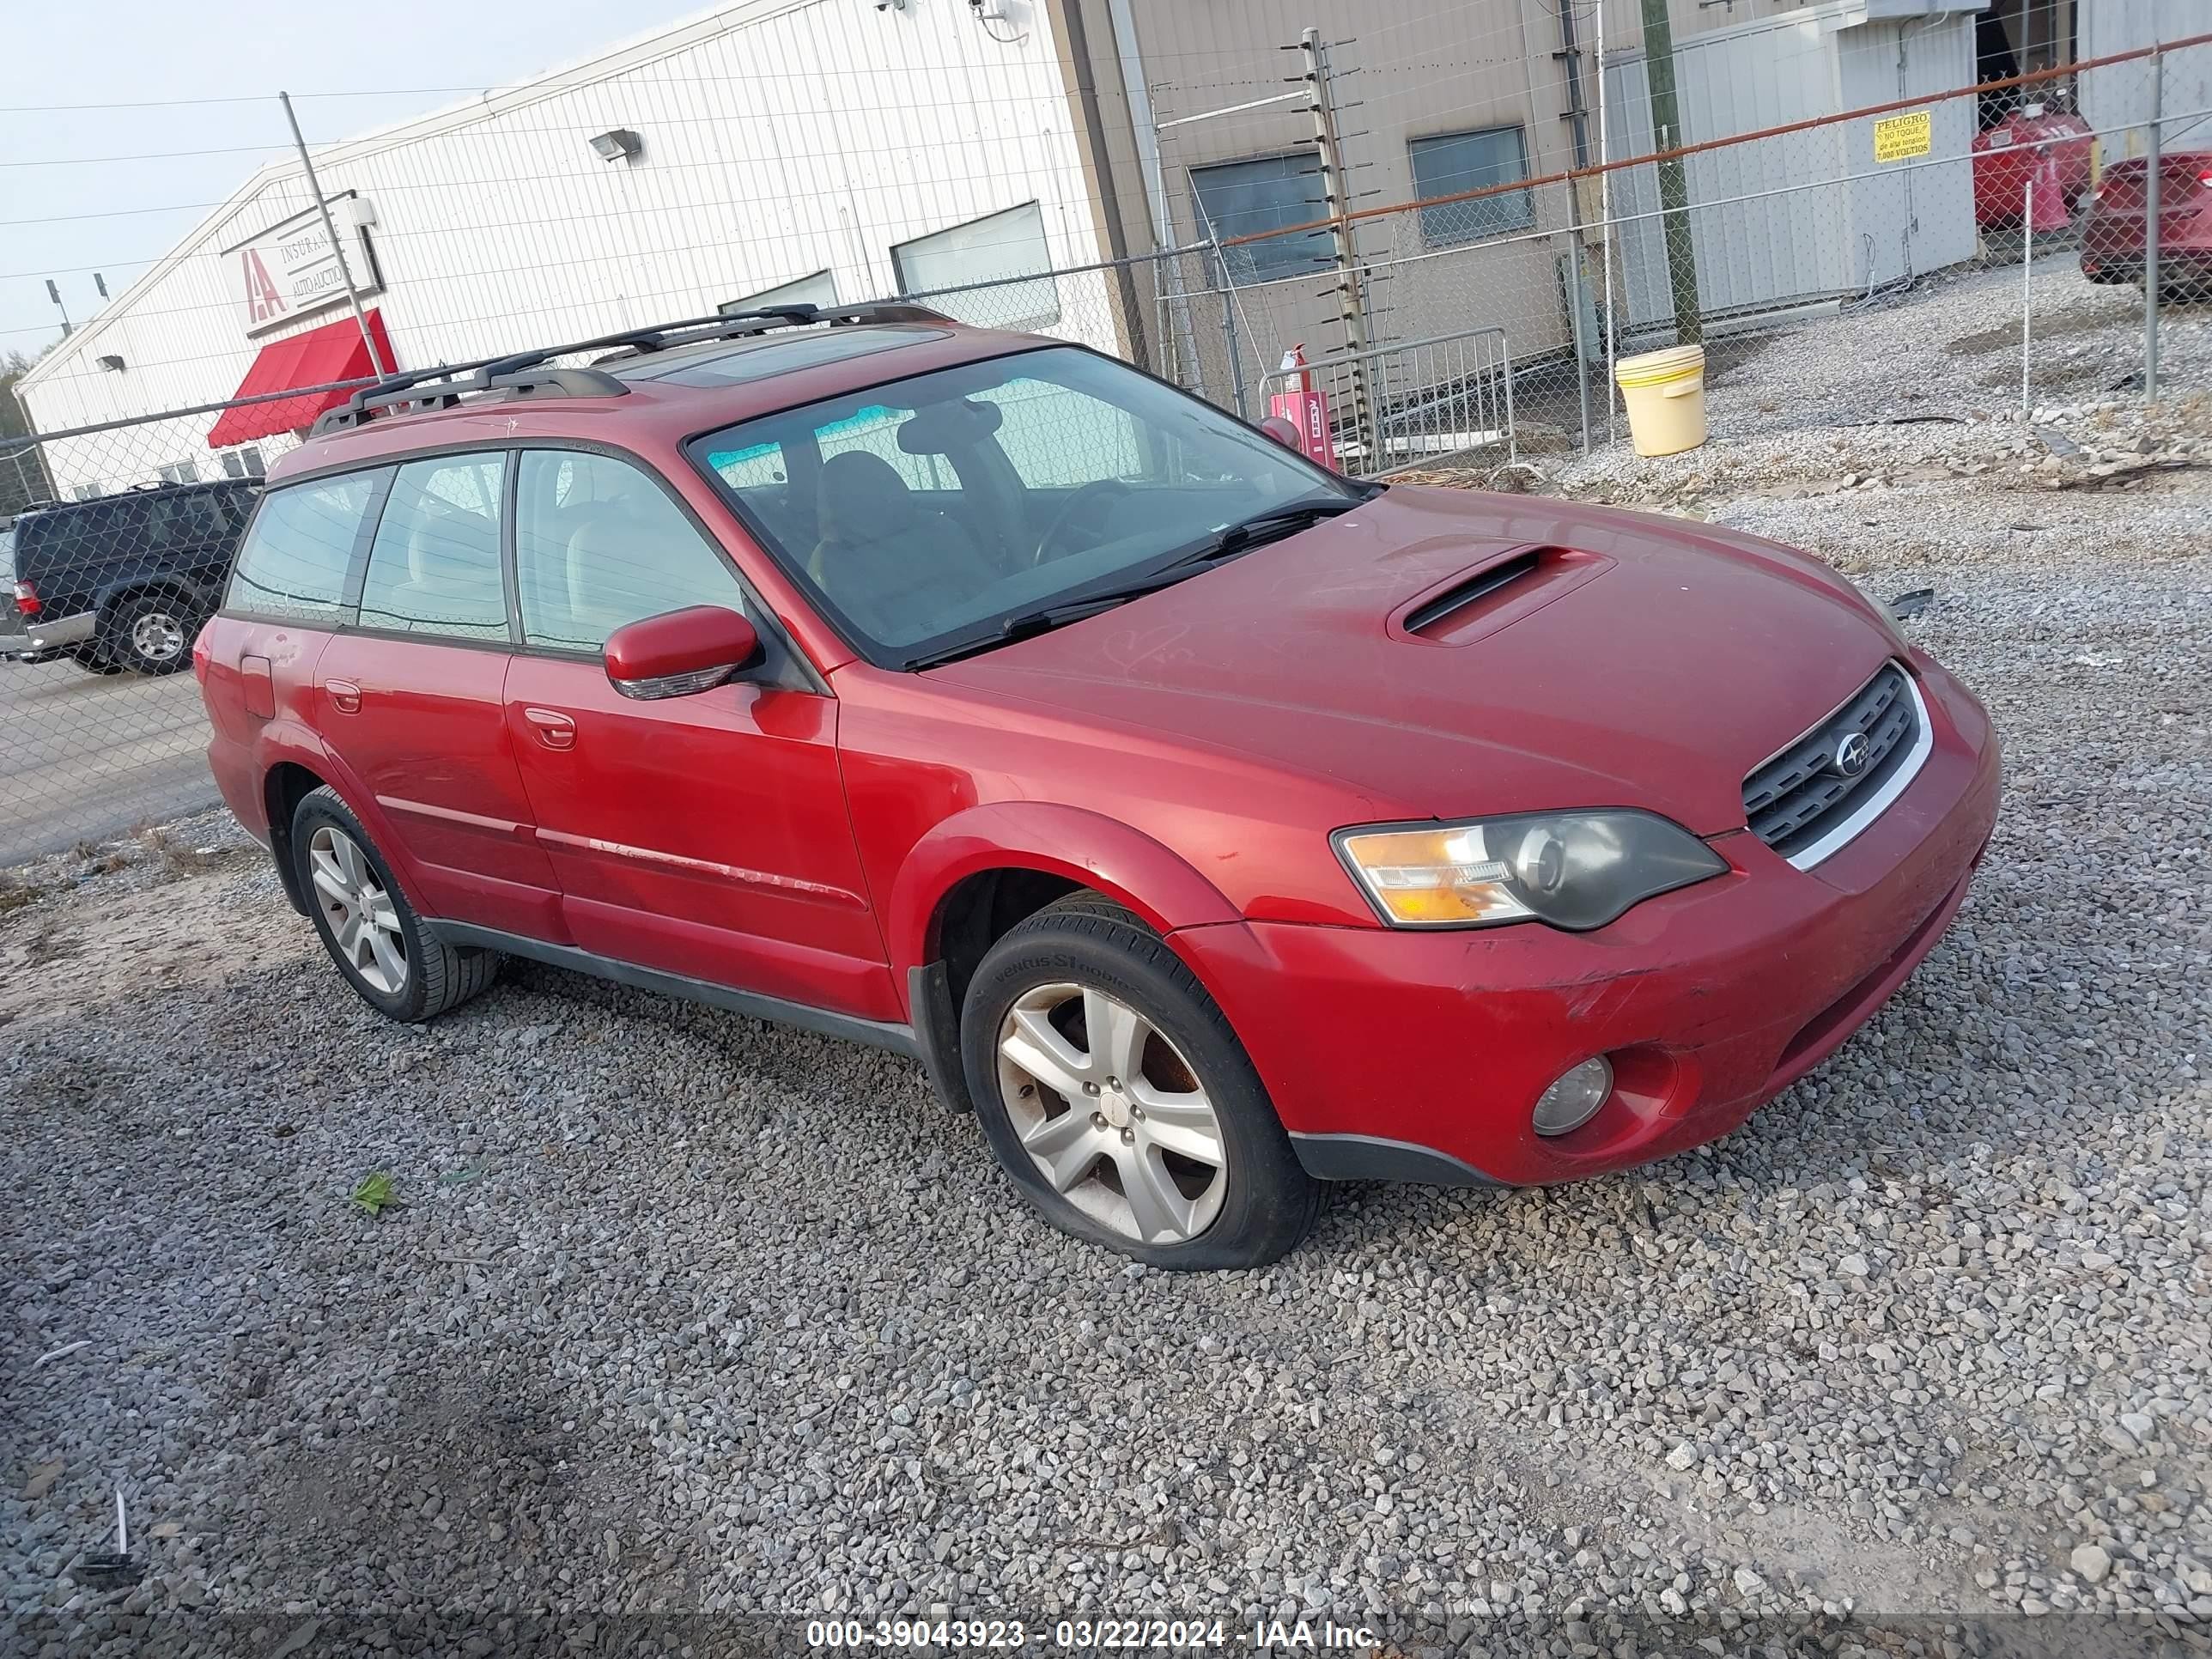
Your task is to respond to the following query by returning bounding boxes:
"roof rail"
[308,301,957,439]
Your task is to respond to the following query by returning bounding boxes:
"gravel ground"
[3,269,2210,1659]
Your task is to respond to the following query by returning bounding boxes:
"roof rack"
[308,301,955,438]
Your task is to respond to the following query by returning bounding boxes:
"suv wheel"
[291,786,501,1022]
[64,644,122,675]
[106,591,203,675]
[959,893,1322,1269]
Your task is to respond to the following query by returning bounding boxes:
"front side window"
[1409,126,1534,246]
[225,470,383,623]
[686,344,1360,668]
[357,455,509,641]
[514,449,745,653]
[1189,155,1328,283]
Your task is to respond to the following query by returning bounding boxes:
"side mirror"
[1257,415,1305,453]
[603,605,761,701]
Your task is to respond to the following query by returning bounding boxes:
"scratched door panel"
[502,653,896,1021]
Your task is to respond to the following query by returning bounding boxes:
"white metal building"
[1602,0,1985,338]
[17,0,1127,497]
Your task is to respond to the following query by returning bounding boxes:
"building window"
[219,446,266,480]
[157,460,201,485]
[722,270,839,315]
[890,202,1060,330]
[1189,154,1329,284]
[1408,126,1535,247]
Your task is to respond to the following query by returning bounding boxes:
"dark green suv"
[3,479,259,674]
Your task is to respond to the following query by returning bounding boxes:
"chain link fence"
[3,38,2203,865]
[0,386,382,862]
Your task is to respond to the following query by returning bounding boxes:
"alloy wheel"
[130,610,185,664]
[307,825,408,994]
[995,981,1227,1245]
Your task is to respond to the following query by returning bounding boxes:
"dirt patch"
[0,860,314,1025]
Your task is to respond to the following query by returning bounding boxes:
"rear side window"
[33,500,138,580]
[357,455,510,641]
[147,491,225,550]
[225,471,381,623]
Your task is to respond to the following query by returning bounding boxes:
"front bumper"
[1176,658,2001,1188]
[0,609,96,662]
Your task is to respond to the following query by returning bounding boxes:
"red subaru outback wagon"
[196,306,1999,1268]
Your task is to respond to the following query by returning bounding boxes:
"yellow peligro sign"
[1875,110,1933,163]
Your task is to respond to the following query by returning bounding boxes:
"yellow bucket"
[1613,343,1708,457]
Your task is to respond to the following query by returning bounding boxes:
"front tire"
[290,786,500,1022]
[959,894,1322,1269]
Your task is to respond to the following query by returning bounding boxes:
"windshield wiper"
[1182,495,1364,565]
[905,582,1181,668]
[904,495,1367,670]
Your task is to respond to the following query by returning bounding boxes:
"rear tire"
[104,590,204,675]
[959,892,1322,1269]
[65,644,122,675]
[290,786,501,1023]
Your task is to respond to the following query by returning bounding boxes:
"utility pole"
[1638,0,1702,344]
[1553,0,1594,452]
[1302,27,1374,458]
[2144,50,2162,400]
[279,91,390,379]
[1596,0,1617,444]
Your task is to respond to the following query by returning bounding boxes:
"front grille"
[1743,662,1920,860]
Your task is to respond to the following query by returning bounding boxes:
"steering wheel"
[1033,480,1132,567]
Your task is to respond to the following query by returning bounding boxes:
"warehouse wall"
[2079,0,2212,140]
[1603,4,1980,336]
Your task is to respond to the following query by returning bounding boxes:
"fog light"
[1533,1056,1613,1136]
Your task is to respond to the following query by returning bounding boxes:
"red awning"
[205,310,395,449]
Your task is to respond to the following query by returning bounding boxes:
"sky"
[0,0,713,360]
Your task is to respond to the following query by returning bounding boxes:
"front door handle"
[523,707,577,750]
[327,679,362,714]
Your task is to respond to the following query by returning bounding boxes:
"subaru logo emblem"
[1831,730,1872,777]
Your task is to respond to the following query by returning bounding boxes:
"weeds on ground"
[0,872,46,915]
[350,1171,398,1217]
[133,822,232,879]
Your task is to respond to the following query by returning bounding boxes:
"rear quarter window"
[224,471,384,623]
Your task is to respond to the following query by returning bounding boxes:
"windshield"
[684,345,1362,668]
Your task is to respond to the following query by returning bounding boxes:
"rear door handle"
[327,679,362,714]
[523,707,577,750]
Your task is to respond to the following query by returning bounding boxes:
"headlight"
[1334,810,1728,930]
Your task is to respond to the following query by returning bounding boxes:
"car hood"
[929,486,1902,835]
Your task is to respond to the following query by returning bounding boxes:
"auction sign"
[222,198,383,337]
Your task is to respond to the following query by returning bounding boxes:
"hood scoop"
[1391,544,1610,646]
